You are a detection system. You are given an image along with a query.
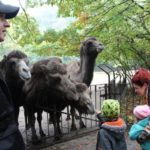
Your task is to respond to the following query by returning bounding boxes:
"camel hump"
[47,60,67,75]
[67,61,80,73]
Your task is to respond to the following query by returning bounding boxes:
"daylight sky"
[1,0,76,31]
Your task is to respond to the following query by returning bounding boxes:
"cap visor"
[0,4,19,19]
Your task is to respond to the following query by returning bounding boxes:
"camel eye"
[88,41,93,46]
[8,59,16,66]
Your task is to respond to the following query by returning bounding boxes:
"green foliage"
[2,0,150,70]
[10,13,40,47]
[49,0,150,69]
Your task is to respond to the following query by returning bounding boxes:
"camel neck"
[80,55,96,87]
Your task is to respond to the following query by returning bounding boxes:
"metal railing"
[19,80,141,149]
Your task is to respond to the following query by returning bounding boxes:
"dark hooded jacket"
[0,72,25,150]
[96,114,127,150]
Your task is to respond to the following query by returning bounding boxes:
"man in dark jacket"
[0,1,25,150]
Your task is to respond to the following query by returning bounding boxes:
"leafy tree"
[48,0,150,69]
[10,14,40,46]
[2,0,150,70]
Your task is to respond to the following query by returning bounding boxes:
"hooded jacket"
[96,116,127,150]
[129,116,150,150]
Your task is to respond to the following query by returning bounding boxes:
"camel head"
[75,83,95,114]
[53,75,79,102]
[1,50,31,81]
[81,37,104,57]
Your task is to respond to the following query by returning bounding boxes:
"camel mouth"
[20,72,31,81]
[86,105,95,114]
[97,45,104,53]
[20,75,30,81]
[87,110,95,115]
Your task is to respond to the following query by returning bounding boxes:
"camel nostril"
[23,68,27,73]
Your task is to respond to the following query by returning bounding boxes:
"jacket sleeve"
[129,123,144,140]
[96,113,106,127]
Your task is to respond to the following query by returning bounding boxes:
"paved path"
[42,130,141,150]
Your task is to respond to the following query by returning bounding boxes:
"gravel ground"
[41,130,141,150]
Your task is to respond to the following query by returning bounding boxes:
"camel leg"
[74,109,80,120]
[15,106,20,126]
[37,111,45,137]
[79,112,86,129]
[24,105,30,130]
[48,113,53,124]
[49,112,61,124]
[28,111,41,144]
[66,106,71,120]
[56,112,62,135]
[70,107,77,131]
[51,110,62,140]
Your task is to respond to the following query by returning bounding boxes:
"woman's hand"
[138,122,150,143]
[143,123,150,135]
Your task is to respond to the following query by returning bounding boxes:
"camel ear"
[2,55,7,62]
[3,55,7,59]
[0,55,7,66]
[81,40,85,46]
